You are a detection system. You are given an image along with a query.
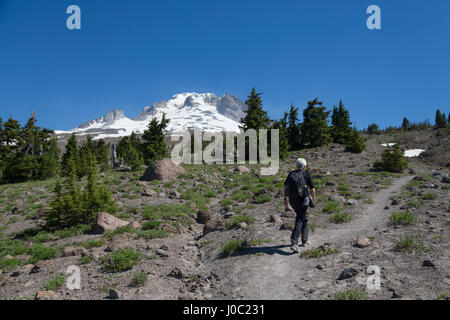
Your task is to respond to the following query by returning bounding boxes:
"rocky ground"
[0,128,449,300]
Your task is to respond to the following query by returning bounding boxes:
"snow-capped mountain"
[55,93,247,140]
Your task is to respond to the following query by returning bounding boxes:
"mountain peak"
[61,92,246,139]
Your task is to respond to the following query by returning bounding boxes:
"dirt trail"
[220,175,414,300]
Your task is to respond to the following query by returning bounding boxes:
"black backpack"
[286,170,309,200]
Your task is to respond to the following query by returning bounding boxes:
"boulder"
[168,267,185,279]
[108,288,121,300]
[203,218,223,235]
[34,290,55,300]
[141,189,158,197]
[280,221,294,231]
[235,165,251,174]
[105,235,131,252]
[441,176,450,184]
[355,236,371,248]
[238,222,248,229]
[346,199,357,206]
[422,260,436,268]
[62,246,89,257]
[93,212,130,234]
[156,249,169,257]
[270,214,282,223]
[140,158,187,182]
[197,210,211,224]
[338,268,359,280]
[130,220,142,229]
[224,212,235,219]
[11,264,35,277]
[169,189,181,198]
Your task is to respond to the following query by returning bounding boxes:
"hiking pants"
[290,197,309,245]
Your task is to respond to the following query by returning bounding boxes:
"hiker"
[284,158,316,253]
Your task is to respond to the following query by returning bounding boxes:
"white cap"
[296,158,307,170]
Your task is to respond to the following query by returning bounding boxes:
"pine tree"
[374,145,408,173]
[301,98,332,147]
[39,137,59,179]
[448,112,450,125]
[141,113,170,164]
[367,123,380,135]
[240,88,271,131]
[401,117,410,131]
[331,100,352,145]
[435,109,447,128]
[61,133,79,177]
[117,132,144,170]
[286,105,301,151]
[46,159,116,230]
[271,113,288,160]
[1,115,59,183]
[345,127,366,153]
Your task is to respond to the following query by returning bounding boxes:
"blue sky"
[0,0,449,130]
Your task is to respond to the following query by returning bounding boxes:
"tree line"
[240,88,366,159]
[365,109,449,134]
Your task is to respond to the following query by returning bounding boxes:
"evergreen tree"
[117,132,144,170]
[401,117,410,131]
[0,115,59,183]
[448,112,450,125]
[301,98,332,147]
[271,113,288,160]
[374,145,408,173]
[331,100,352,145]
[240,88,271,131]
[94,139,110,170]
[46,159,116,230]
[286,105,301,151]
[435,109,447,128]
[345,127,366,153]
[367,123,380,135]
[61,133,80,177]
[141,113,170,164]
[39,137,59,179]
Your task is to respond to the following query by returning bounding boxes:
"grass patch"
[395,236,429,253]
[322,200,341,214]
[329,212,352,224]
[224,215,256,229]
[221,239,250,255]
[421,193,437,201]
[334,288,368,300]
[0,257,22,272]
[44,274,65,291]
[27,244,60,264]
[221,198,233,207]
[300,246,339,259]
[81,239,105,249]
[389,212,417,226]
[79,255,93,265]
[131,271,148,287]
[101,248,140,273]
[252,193,272,204]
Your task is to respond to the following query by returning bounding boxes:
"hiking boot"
[301,241,311,247]
[291,244,300,253]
